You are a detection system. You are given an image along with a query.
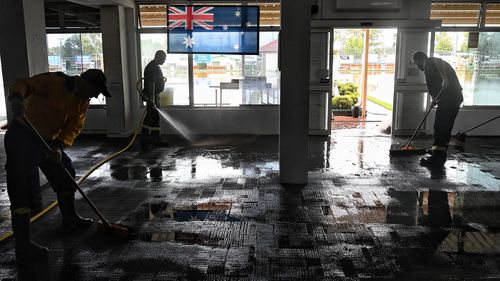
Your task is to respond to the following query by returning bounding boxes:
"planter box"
[332,109,352,116]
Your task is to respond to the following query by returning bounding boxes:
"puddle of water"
[173,210,238,221]
[143,201,239,222]
[449,161,500,190]
[110,165,148,181]
[133,201,239,244]
[147,201,173,219]
[148,166,163,182]
[437,230,500,254]
[107,158,166,182]
[384,189,500,234]
[141,230,226,245]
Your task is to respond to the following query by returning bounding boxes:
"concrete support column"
[0,0,48,120]
[124,7,142,129]
[279,0,312,184]
[101,6,135,137]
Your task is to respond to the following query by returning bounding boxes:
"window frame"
[136,1,280,108]
[430,30,500,107]
[431,1,483,28]
[431,0,500,30]
[431,1,500,108]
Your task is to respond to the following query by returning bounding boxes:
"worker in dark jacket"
[5,69,111,260]
[141,50,167,150]
[412,51,463,167]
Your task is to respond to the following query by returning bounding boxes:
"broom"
[22,116,132,238]
[389,90,443,157]
[453,114,500,151]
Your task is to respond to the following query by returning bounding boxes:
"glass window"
[139,5,167,28]
[433,32,500,106]
[367,29,397,108]
[193,54,243,106]
[243,31,280,105]
[333,29,364,92]
[431,2,481,27]
[193,31,280,106]
[138,3,281,107]
[485,4,500,27]
[140,34,189,106]
[46,33,105,105]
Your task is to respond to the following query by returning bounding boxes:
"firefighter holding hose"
[141,50,168,150]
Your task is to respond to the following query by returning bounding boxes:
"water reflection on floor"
[0,131,499,280]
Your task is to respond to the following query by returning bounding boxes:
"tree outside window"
[47,33,105,105]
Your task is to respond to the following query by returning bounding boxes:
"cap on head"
[412,51,428,64]
[80,69,112,97]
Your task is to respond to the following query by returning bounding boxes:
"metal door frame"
[309,28,333,135]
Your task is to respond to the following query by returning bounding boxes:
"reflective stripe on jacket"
[8,72,90,147]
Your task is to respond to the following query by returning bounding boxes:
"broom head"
[97,220,134,238]
[389,144,427,156]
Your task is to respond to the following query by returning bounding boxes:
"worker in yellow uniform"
[5,69,111,260]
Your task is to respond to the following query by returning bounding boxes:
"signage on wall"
[74,55,92,64]
[48,56,61,65]
[167,5,259,55]
[194,54,212,63]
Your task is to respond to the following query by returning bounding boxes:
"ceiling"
[44,0,133,31]
[45,0,101,30]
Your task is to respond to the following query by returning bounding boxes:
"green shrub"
[333,81,360,109]
[348,93,359,105]
[332,95,354,109]
[337,82,359,96]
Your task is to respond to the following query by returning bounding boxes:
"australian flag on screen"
[167,5,259,54]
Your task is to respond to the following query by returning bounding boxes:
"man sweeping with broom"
[5,69,111,260]
[412,51,463,167]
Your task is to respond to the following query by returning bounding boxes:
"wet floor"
[0,129,499,280]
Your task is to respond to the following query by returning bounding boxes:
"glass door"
[309,29,333,135]
[332,28,397,123]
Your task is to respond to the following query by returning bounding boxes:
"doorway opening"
[331,28,397,131]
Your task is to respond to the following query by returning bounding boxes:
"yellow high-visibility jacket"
[9,72,90,147]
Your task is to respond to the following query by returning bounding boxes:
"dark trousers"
[142,106,160,139]
[433,100,461,148]
[5,121,76,210]
[141,94,161,140]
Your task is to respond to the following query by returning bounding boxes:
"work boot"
[11,212,49,260]
[140,136,153,151]
[152,138,168,147]
[57,193,93,229]
[420,150,447,167]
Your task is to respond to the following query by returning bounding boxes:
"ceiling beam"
[68,0,134,9]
